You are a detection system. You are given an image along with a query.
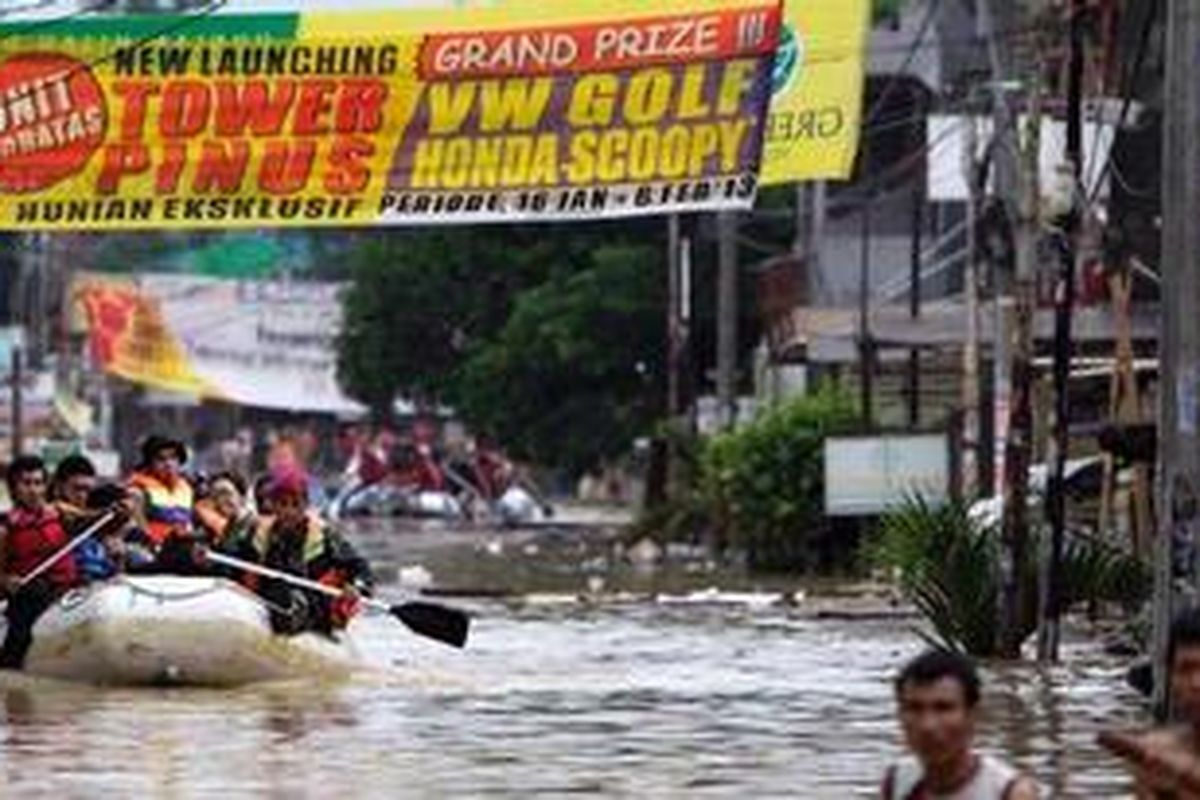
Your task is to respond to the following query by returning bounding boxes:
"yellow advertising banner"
[760,0,870,184]
[441,0,872,183]
[0,1,783,230]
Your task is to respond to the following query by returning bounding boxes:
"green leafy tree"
[872,0,904,24]
[452,242,666,475]
[336,222,689,474]
[336,226,586,415]
[702,386,861,571]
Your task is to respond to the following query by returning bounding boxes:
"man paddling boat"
[0,456,83,669]
[237,467,374,636]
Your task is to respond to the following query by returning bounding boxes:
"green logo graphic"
[772,23,803,96]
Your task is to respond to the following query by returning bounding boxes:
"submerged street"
[0,520,1145,798]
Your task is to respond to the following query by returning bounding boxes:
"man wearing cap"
[243,466,374,636]
[127,435,195,556]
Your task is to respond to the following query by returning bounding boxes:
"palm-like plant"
[874,495,1151,658]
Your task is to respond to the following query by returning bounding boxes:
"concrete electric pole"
[716,210,739,430]
[1154,0,1200,719]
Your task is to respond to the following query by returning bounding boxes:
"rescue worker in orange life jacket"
[128,436,196,567]
[0,456,84,669]
[241,467,373,636]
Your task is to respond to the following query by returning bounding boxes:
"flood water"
[0,519,1150,798]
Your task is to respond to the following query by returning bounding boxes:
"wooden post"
[11,344,23,460]
[1101,268,1152,555]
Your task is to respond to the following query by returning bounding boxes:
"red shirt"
[3,505,78,589]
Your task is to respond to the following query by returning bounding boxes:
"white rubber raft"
[328,482,464,522]
[22,575,361,687]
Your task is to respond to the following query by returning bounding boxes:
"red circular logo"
[0,53,107,194]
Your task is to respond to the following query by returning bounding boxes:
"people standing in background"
[355,429,391,487]
[295,425,319,472]
[472,435,512,502]
[267,428,299,474]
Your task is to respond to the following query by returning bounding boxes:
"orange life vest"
[129,471,194,546]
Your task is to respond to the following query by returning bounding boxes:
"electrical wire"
[1108,158,1157,200]
[1083,0,1160,210]
[863,0,941,129]
[0,0,72,19]
[0,0,228,117]
[0,3,1060,68]
[0,0,116,41]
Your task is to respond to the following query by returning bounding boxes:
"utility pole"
[908,178,923,428]
[907,77,927,429]
[716,210,739,430]
[962,117,982,495]
[859,193,874,425]
[1039,0,1085,663]
[1154,0,1200,720]
[662,213,685,503]
[668,214,683,423]
[794,184,809,258]
[981,0,1019,508]
[1000,87,1040,658]
[983,0,1040,659]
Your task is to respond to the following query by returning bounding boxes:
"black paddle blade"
[391,602,470,648]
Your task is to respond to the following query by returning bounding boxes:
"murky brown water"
[0,520,1151,798]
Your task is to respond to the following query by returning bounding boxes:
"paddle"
[442,463,487,501]
[11,510,119,591]
[203,549,470,648]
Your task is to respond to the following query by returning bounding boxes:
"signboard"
[759,0,870,184]
[0,1,783,230]
[73,273,362,414]
[0,326,25,377]
[824,433,950,516]
[926,114,1116,203]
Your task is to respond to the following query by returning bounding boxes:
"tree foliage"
[701,386,861,571]
[336,226,591,415]
[452,242,666,475]
[336,222,688,474]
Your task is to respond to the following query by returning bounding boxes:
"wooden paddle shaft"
[204,549,381,611]
[17,510,118,589]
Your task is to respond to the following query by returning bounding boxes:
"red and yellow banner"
[0,1,782,230]
[74,272,360,413]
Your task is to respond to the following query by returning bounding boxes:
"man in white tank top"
[880,649,1039,800]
